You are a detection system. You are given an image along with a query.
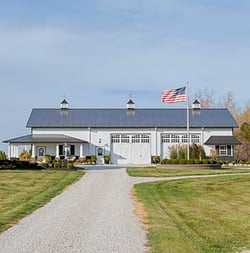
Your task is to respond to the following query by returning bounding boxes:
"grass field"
[0,170,84,232]
[127,167,250,177]
[134,175,250,253]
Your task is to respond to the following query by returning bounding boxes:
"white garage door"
[111,134,151,164]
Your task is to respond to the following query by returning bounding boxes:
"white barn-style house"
[4,99,241,164]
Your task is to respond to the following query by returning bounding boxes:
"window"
[141,134,150,143]
[219,145,227,156]
[59,145,63,156]
[162,134,170,143]
[132,134,140,143]
[171,134,180,143]
[181,135,188,143]
[227,145,232,156]
[216,145,233,156]
[111,134,120,143]
[121,134,129,143]
[70,145,75,155]
[191,135,200,144]
[111,133,150,143]
[59,145,75,156]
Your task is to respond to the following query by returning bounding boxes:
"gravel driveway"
[1,167,247,253]
[0,166,154,253]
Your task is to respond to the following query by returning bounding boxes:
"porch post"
[10,145,14,159]
[32,144,36,159]
[80,143,83,158]
[56,144,60,159]
[8,143,11,159]
[14,145,19,158]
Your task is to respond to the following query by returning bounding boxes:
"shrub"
[67,162,75,169]
[166,159,172,164]
[217,160,225,165]
[15,161,24,168]
[193,159,201,164]
[53,160,63,168]
[186,159,195,164]
[160,159,167,164]
[0,151,7,160]
[179,159,187,164]
[40,163,49,168]
[19,149,31,161]
[0,160,43,170]
[91,156,97,164]
[169,144,206,160]
[45,154,52,163]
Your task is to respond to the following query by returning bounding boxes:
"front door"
[96,146,104,164]
[37,146,46,161]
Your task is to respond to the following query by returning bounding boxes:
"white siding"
[31,126,234,164]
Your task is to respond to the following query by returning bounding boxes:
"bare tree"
[221,91,240,119]
[193,88,215,108]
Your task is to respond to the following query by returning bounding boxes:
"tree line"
[193,89,250,161]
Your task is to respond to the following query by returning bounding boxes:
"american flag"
[162,87,186,103]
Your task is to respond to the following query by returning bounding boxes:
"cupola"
[192,99,201,110]
[60,99,69,110]
[126,99,135,117]
[60,99,69,117]
[127,99,135,110]
[192,99,201,116]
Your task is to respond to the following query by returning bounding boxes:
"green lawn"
[134,175,250,253]
[127,167,250,177]
[0,170,84,232]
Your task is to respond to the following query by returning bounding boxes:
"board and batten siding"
[31,127,234,163]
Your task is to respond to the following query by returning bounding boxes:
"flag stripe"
[162,87,186,103]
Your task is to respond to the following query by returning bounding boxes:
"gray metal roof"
[3,134,87,144]
[204,136,241,145]
[26,108,239,128]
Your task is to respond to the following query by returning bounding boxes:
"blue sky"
[1,0,250,152]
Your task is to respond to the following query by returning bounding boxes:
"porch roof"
[3,134,87,144]
[204,136,241,145]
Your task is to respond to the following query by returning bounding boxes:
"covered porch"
[3,134,88,160]
[204,135,241,161]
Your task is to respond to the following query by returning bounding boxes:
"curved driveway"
[0,166,248,253]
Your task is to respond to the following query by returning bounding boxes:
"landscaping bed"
[157,164,222,169]
[127,167,250,177]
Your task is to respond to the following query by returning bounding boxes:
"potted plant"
[104,155,110,164]
[152,156,160,164]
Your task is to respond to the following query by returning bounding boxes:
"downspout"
[88,127,91,155]
[8,142,11,160]
[155,127,157,156]
[201,127,204,145]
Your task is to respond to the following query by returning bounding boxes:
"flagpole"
[186,81,190,160]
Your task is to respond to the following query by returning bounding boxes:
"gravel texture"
[0,167,150,253]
